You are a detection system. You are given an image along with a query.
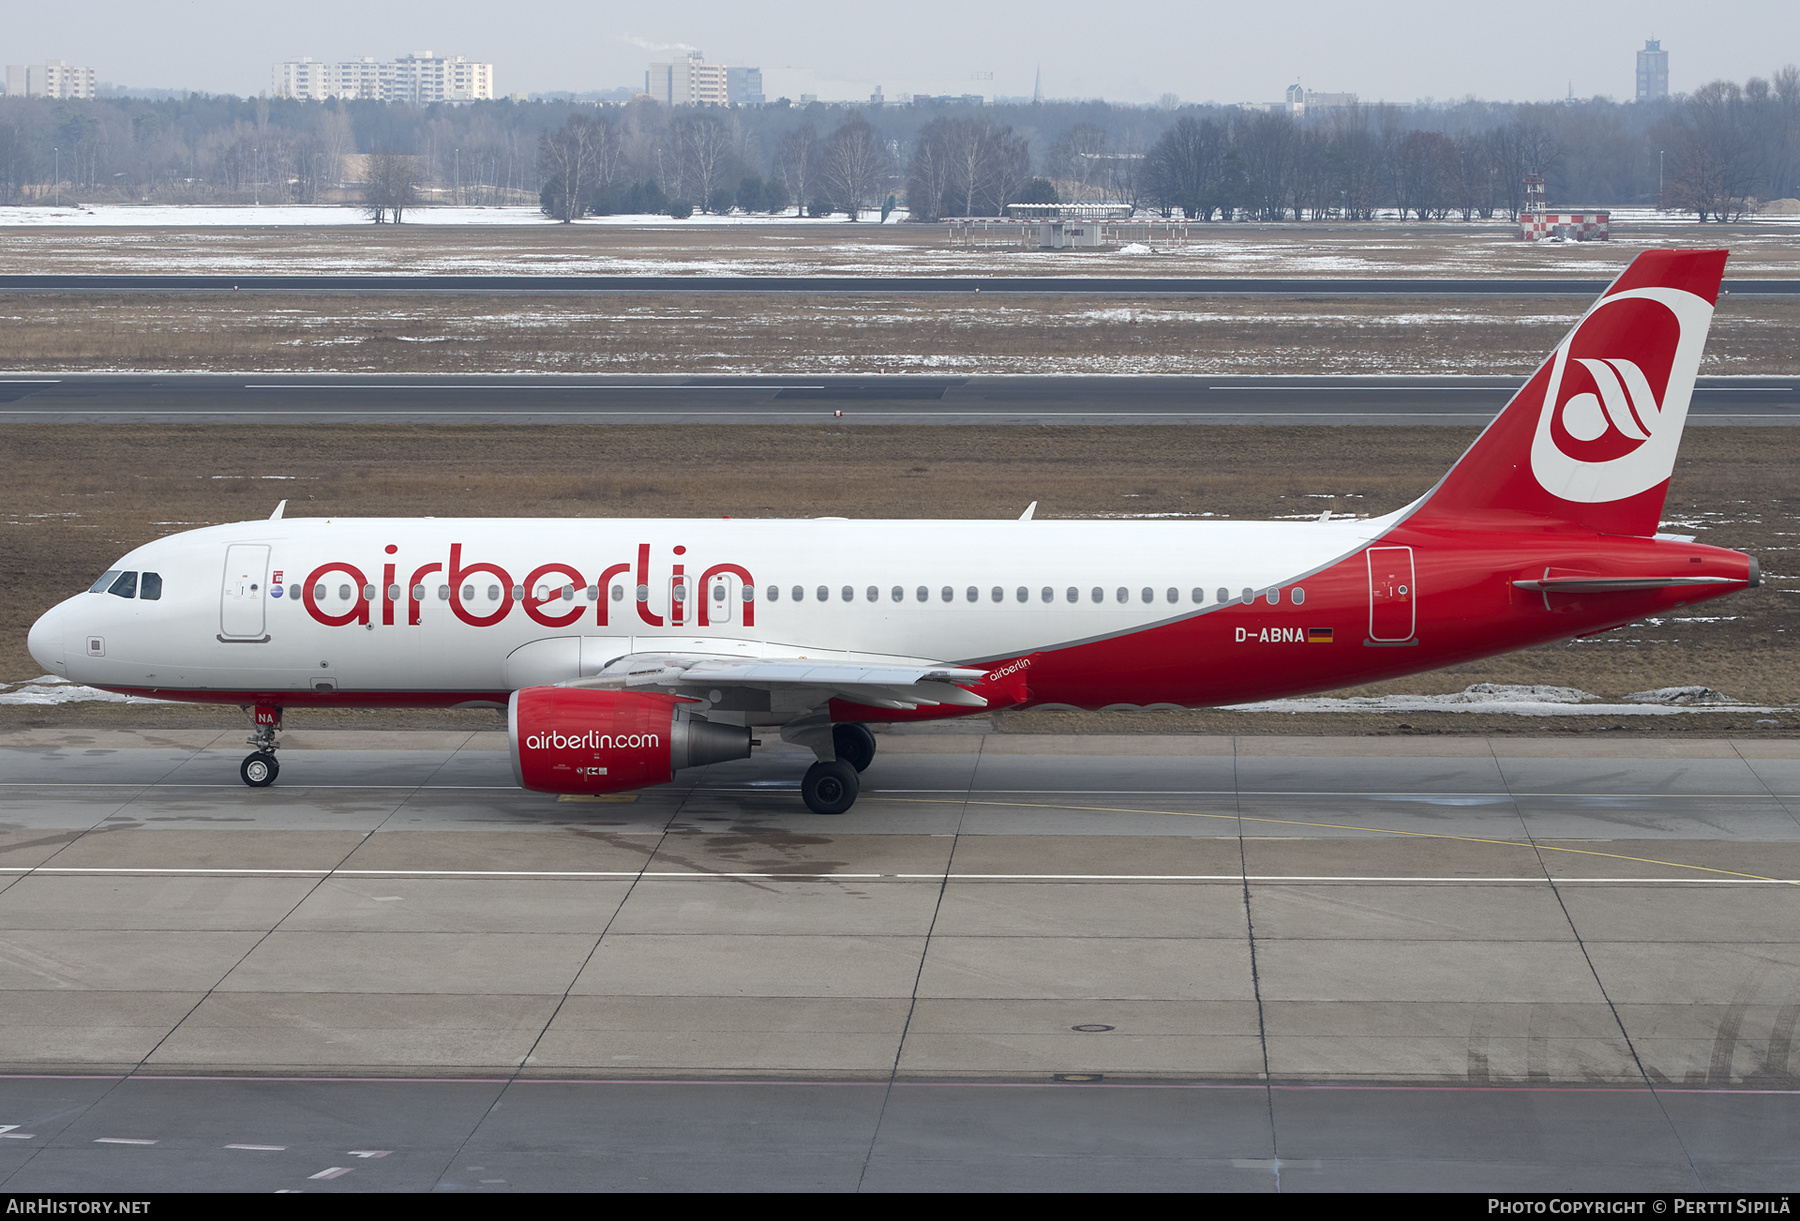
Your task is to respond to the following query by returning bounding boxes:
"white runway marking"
[226,1144,288,1151]
[0,866,1788,884]
[94,1137,156,1145]
[309,1166,352,1179]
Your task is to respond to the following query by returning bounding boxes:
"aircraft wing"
[560,653,993,709]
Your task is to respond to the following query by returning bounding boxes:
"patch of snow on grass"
[0,676,177,705]
[1227,682,1778,717]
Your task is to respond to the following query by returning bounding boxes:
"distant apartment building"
[726,65,763,105]
[1636,39,1669,102]
[272,53,494,103]
[645,52,762,105]
[4,60,97,99]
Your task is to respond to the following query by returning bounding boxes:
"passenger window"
[108,571,138,599]
[440,585,452,600]
[1090,587,1103,603]
[817,586,829,602]
[1116,587,1128,604]
[1016,587,1028,603]
[1292,587,1306,605]
[1042,587,1053,603]
[341,585,353,601]
[139,572,163,601]
[511,585,524,600]
[891,586,904,602]
[767,585,780,602]
[990,587,1003,603]
[1266,589,1281,605]
[362,584,376,602]
[965,586,978,603]
[1140,587,1153,604]
[586,585,598,601]
[1192,588,1203,604]
[941,586,953,602]
[1217,587,1229,604]
[866,586,879,602]
[916,586,929,602]
[413,584,426,600]
[791,586,803,601]
[88,570,122,594]
[314,584,326,601]
[492,585,505,602]
[1066,587,1078,603]
[612,585,625,602]
[713,584,726,603]
[1242,588,1254,603]
[841,586,854,602]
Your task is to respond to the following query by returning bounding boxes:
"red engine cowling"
[509,687,752,795]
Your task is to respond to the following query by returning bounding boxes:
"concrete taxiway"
[2,373,1797,426]
[0,728,1795,1190]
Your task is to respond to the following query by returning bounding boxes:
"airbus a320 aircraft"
[28,249,1758,814]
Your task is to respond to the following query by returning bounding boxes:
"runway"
[0,727,1795,1190]
[1,273,1796,298]
[3,373,1797,426]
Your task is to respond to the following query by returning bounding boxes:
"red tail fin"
[1411,249,1727,537]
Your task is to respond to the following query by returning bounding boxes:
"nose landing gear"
[241,705,282,788]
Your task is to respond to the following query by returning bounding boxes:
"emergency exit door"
[1366,546,1416,642]
[220,544,271,639]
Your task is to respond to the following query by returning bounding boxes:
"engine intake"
[509,687,751,795]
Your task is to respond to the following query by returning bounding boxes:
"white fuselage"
[30,515,1386,702]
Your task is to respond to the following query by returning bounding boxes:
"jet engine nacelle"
[508,687,752,795]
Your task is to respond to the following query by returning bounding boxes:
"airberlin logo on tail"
[1529,287,1713,505]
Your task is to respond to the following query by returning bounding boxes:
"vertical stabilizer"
[1410,249,1728,537]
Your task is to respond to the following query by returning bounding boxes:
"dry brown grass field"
[3,219,1798,279]
[2,424,1794,737]
[2,291,1797,376]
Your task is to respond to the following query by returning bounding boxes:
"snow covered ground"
[1226,683,1783,717]
[0,205,908,228]
[0,675,174,705]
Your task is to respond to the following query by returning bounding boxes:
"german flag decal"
[1307,627,1334,644]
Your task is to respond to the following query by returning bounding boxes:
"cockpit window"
[88,570,122,593]
[139,572,163,601]
[106,572,138,599]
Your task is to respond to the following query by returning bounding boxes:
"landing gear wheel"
[802,759,860,815]
[241,752,279,788]
[832,723,877,773]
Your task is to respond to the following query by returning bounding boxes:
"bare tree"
[538,114,617,222]
[677,115,734,212]
[821,114,893,220]
[363,151,419,223]
[1660,81,1763,220]
[904,132,952,222]
[774,125,820,215]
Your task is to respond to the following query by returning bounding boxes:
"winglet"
[269,500,287,521]
[1019,501,1037,521]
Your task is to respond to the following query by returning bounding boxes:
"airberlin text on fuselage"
[300,542,756,631]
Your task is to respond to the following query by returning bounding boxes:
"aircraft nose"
[27,604,68,677]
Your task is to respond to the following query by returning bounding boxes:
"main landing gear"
[800,724,879,815]
[241,705,281,788]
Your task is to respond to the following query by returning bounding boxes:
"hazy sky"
[3,1,1796,104]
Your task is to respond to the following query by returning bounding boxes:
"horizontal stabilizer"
[1511,576,1740,592]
